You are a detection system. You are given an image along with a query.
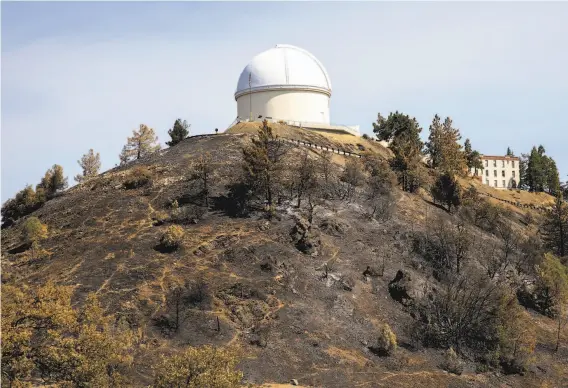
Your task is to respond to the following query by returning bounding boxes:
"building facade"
[470,155,520,190]
[232,44,359,136]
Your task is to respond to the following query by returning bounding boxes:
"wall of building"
[470,156,520,189]
[236,89,330,124]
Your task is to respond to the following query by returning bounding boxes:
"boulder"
[363,265,381,278]
[388,270,424,306]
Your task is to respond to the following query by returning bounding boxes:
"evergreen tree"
[119,124,161,164]
[74,149,101,183]
[190,153,213,208]
[542,193,568,258]
[166,119,190,147]
[425,115,467,175]
[425,114,443,169]
[37,164,68,198]
[543,156,560,195]
[525,145,560,194]
[519,153,529,190]
[463,138,483,174]
[373,111,424,192]
[242,120,288,212]
[431,172,462,212]
[506,147,514,156]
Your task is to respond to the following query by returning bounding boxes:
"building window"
[485,160,488,167]
[502,170,505,177]
[502,160,505,168]
[512,171,515,177]
[512,161,515,168]
[502,180,506,187]
[494,170,497,177]
[486,179,490,185]
[494,180,498,187]
[493,160,497,167]
[485,170,489,177]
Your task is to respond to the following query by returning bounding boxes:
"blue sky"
[2,1,567,201]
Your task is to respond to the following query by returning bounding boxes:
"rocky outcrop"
[388,270,425,306]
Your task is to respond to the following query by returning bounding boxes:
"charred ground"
[2,128,566,388]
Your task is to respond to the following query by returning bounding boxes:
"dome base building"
[231,44,359,136]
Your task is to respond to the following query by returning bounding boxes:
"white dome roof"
[235,44,332,99]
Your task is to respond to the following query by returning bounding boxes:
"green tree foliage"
[519,153,529,190]
[1,282,133,387]
[542,194,568,258]
[38,164,68,198]
[425,115,467,175]
[431,172,462,212]
[166,118,190,147]
[373,111,425,192]
[74,149,101,183]
[464,138,483,174]
[497,291,537,373]
[21,216,48,260]
[536,253,568,351]
[375,323,397,356]
[160,225,185,251]
[241,120,288,213]
[525,145,560,194]
[153,345,243,388]
[1,185,44,227]
[119,124,161,165]
[506,147,514,156]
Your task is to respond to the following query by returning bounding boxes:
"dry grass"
[325,346,371,368]
[227,122,391,159]
[459,175,556,208]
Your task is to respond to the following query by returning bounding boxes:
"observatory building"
[232,44,359,136]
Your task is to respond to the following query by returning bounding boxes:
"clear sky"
[2,1,567,202]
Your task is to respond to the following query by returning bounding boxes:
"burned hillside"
[2,122,567,388]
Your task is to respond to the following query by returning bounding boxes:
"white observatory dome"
[235,44,332,98]
[235,44,332,125]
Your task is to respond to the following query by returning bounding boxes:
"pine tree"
[37,164,68,197]
[190,153,213,208]
[242,120,288,212]
[506,147,514,156]
[542,193,568,258]
[543,156,560,195]
[74,149,101,183]
[166,119,190,147]
[431,172,462,212]
[373,111,424,192]
[119,124,161,165]
[425,114,443,169]
[519,153,529,190]
[463,138,483,174]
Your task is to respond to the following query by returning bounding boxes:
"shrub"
[373,323,397,356]
[440,347,463,375]
[123,166,152,189]
[21,217,48,260]
[153,345,243,388]
[170,205,207,225]
[1,185,45,227]
[431,172,461,212]
[1,282,132,387]
[497,292,536,374]
[160,225,185,251]
[412,272,503,352]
